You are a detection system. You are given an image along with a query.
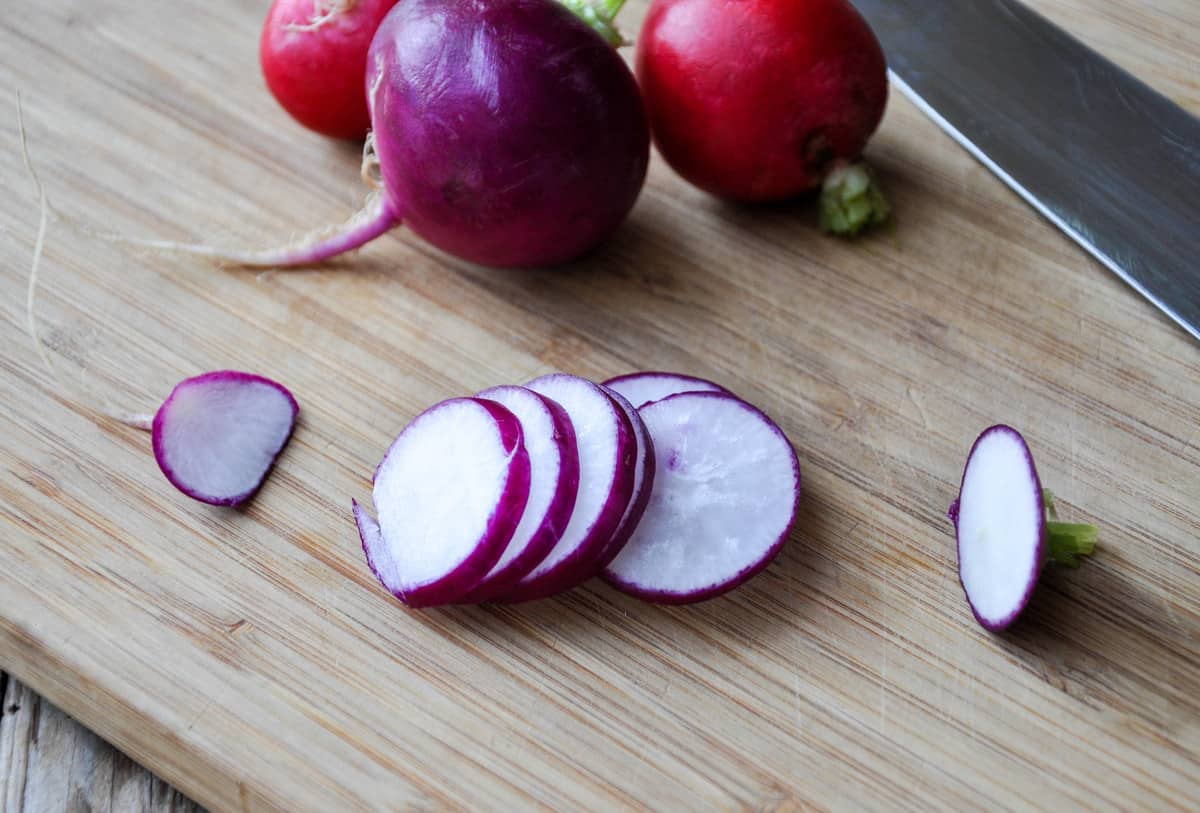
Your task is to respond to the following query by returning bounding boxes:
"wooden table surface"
[2,0,1198,811]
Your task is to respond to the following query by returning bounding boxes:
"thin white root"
[17,93,153,432]
[283,0,358,32]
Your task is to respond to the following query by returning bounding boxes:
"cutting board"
[2,1,1198,810]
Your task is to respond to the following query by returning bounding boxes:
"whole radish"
[260,0,400,140]
[636,0,890,234]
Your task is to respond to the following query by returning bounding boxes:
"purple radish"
[594,386,656,569]
[501,374,637,602]
[356,398,531,607]
[139,0,647,269]
[603,371,730,409]
[604,392,801,603]
[464,386,581,602]
[146,371,299,506]
[948,425,1098,631]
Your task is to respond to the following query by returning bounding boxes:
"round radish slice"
[151,371,298,506]
[356,397,531,607]
[464,386,581,602]
[604,392,800,603]
[501,374,637,602]
[603,371,730,409]
[594,386,655,569]
[949,425,1098,631]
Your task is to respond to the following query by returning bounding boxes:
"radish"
[594,387,655,568]
[152,0,648,269]
[260,0,400,140]
[949,425,1098,631]
[603,392,801,603]
[603,371,730,409]
[635,0,890,234]
[501,374,637,602]
[355,398,531,607]
[465,386,581,602]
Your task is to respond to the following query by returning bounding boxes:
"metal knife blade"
[852,0,1200,341]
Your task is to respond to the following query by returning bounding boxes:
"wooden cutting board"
[2,1,1198,810]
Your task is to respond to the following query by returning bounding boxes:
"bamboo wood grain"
[1,1,1198,810]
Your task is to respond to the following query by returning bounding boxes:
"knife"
[852,0,1200,341]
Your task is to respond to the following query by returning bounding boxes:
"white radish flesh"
[604,392,800,603]
[359,397,530,607]
[152,371,298,506]
[603,371,729,409]
[465,386,580,601]
[502,374,636,602]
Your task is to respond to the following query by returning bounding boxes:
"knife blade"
[852,0,1200,341]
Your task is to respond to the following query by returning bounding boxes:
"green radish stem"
[819,161,891,237]
[560,0,627,46]
[1043,489,1098,568]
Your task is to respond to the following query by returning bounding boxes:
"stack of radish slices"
[353,372,801,606]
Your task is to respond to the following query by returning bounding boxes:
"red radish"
[465,386,581,602]
[636,0,890,234]
[594,387,655,569]
[151,0,648,269]
[604,392,801,603]
[356,398,531,607]
[149,372,299,506]
[603,371,730,409]
[501,374,637,602]
[260,0,400,140]
[949,425,1098,631]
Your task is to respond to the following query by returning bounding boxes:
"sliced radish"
[604,392,800,603]
[950,425,1098,631]
[151,371,298,506]
[594,386,655,570]
[357,397,530,607]
[603,371,730,409]
[464,386,581,602]
[501,374,636,602]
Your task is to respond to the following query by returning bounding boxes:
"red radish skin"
[359,398,531,607]
[594,387,656,570]
[636,0,889,229]
[502,374,637,602]
[603,371,730,409]
[261,0,400,140]
[151,371,298,506]
[949,425,1098,631]
[465,386,581,602]
[603,392,801,603]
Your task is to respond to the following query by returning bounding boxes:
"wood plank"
[0,674,202,812]
[0,0,1197,811]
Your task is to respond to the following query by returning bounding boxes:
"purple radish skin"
[150,371,298,506]
[603,391,801,603]
[594,386,655,570]
[501,374,637,602]
[464,386,581,602]
[949,425,1098,631]
[359,397,531,607]
[603,371,730,409]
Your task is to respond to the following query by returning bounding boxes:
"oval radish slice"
[464,386,581,602]
[594,386,655,570]
[603,371,730,409]
[356,397,531,607]
[604,392,800,603]
[151,371,299,506]
[501,374,636,602]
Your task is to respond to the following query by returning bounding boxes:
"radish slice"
[151,371,298,506]
[603,371,730,409]
[464,386,581,602]
[950,425,1098,631]
[594,386,655,569]
[358,397,531,607]
[604,392,800,603]
[501,374,636,602]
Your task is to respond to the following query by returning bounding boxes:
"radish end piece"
[819,161,890,237]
